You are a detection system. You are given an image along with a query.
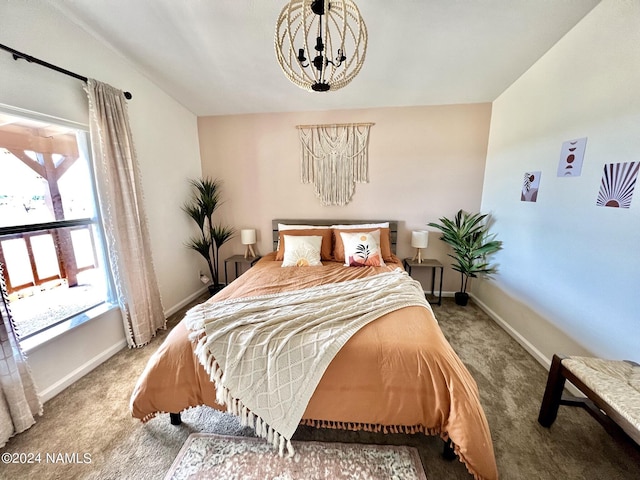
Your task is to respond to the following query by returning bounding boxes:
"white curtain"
[0,262,42,448]
[85,79,165,348]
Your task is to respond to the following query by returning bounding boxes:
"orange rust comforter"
[130,253,498,479]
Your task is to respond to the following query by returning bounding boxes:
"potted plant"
[428,209,502,306]
[183,178,235,296]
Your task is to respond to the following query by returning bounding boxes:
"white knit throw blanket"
[185,269,431,456]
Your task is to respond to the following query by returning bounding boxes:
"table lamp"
[411,230,429,263]
[241,229,257,258]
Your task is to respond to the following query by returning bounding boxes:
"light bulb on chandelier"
[275,0,367,92]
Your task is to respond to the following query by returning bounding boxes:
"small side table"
[403,258,444,306]
[224,255,261,285]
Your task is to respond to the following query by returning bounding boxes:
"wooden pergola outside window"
[0,110,107,338]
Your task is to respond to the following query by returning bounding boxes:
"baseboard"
[39,339,127,403]
[470,294,552,368]
[164,286,209,318]
[423,290,456,298]
[38,287,208,402]
[471,294,583,397]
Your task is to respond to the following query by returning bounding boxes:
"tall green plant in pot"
[183,178,235,295]
[428,209,502,306]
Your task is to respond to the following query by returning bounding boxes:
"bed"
[130,220,498,480]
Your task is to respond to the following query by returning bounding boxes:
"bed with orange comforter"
[130,253,498,480]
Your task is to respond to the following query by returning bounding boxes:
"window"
[0,108,112,340]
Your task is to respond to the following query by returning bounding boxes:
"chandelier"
[275,0,367,92]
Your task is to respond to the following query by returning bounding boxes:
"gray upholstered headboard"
[272,219,398,254]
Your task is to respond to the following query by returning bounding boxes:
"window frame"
[0,103,116,342]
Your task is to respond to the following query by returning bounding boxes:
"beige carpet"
[1,296,639,480]
[165,433,427,480]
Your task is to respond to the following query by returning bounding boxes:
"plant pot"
[454,292,469,306]
[208,284,225,297]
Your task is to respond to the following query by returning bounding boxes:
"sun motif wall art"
[596,162,639,208]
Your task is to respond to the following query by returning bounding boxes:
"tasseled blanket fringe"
[190,325,295,458]
[299,418,441,437]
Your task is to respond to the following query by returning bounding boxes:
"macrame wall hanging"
[297,123,374,206]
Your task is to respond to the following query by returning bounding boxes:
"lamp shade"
[411,230,429,249]
[241,229,256,245]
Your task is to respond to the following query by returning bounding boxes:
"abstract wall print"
[297,122,373,206]
[596,162,639,208]
[557,137,587,177]
[521,171,541,202]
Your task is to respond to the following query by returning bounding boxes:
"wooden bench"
[538,354,640,446]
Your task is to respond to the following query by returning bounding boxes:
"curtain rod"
[0,43,133,100]
[296,122,374,129]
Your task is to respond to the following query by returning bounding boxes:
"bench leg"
[538,354,567,428]
[170,412,182,425]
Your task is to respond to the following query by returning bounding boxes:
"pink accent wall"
[198,103,491,293]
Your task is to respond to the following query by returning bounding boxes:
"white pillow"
[278,223,330,230]
[330,222,389,229]
[339,230,386,267]
[281,235,323,267]
[276,224,330,252]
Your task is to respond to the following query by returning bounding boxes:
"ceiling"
[49,0,600,117]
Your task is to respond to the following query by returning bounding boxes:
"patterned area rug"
[165,433,428,480]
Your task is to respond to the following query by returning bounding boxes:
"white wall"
[0,1,204,400]
[477,0,640,362]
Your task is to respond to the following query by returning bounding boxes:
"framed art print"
[557,137,587,177]
[521,171,541,202]
[596,162,639,208]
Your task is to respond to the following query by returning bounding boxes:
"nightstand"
[224,255,261,285]
[403,258,444,306]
